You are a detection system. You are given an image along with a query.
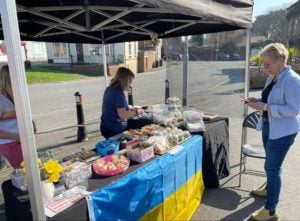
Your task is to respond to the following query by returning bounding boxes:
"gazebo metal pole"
[102,30,109,87]
[0,0,45,220]
[243,28,251,144]
[182,36,189,107]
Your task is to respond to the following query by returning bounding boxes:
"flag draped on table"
[87,135,204,221]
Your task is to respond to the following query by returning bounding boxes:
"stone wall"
[249,66,267,89]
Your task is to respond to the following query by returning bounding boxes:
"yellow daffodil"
[44,160,62,174]
[48,172,60,183]
[20,159,62,183]
[37,159,42,166]
[21,167,26,174]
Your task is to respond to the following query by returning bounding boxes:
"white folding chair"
[239,111,266,187]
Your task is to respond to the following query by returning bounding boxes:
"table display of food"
[9,118,193,218]
[6,98,225,220]
[3,116,230,221]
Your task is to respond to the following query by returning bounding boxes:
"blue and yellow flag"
[87,135,204,221]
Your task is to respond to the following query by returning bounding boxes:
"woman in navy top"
[100,67,144,139]
[246,43,300,221]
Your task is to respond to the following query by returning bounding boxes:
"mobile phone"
[240,96,249,104]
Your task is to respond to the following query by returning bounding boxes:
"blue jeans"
[262,121,297,211]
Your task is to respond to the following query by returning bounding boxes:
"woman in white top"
[0,65,22,168]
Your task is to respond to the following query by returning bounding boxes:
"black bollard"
[128,85,133,106]
[165,79,170,104]
[74,92,88,142]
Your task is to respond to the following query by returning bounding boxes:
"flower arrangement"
[150,35,160,46]
[20,159,62,183]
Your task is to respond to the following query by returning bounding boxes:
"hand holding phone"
[240,96,249,104]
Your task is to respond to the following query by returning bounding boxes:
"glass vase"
[41,180,55,202]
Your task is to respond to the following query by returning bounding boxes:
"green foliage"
[25,66,99,84]
[288,47,300,64]
[250,55,262,66]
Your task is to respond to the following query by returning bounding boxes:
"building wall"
[138,50,156,73]
[287,1,300,47]
[25,41,47,61]
[45,41,139,74]
[124,42,138,73]
[0,40,47,63]
[138,40,162,73]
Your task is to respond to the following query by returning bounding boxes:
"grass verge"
[26,66,101,84]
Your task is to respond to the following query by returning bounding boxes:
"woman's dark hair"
[110,67,135,90]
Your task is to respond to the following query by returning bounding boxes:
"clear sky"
[253,0,298,18]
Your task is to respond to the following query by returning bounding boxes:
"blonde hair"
[0,65,14,103]
[110,67,134,90]
[260,43,289,64]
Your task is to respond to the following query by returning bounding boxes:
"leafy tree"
[252,9,288,43]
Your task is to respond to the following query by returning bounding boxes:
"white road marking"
[209,79,229,90]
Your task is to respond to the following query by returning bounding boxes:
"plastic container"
[127,145,154,163]
[11,171,27,191]
[92,155,130,176]
[109,133,140,149]
[60,162,92,189]
[96,139,120,156]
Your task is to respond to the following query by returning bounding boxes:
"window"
[53,43,68,58]
[90,44,101,56]
[105,45,111,56]
[128,42,132,58]
[33,42,46,55]
[144,40,154,49]
[90,44,111,56]
[134,42,137,57]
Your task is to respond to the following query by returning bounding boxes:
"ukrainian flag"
[87,135,204,221]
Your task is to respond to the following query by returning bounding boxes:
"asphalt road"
[29,60,246,133]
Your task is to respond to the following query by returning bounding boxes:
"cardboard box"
[127,145,154,163]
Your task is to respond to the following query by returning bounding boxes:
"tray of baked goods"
[202,112,218,120]
[92,155,130,176]
[143,127,191,155]
[62,149,98,163]
[123,124,161,137]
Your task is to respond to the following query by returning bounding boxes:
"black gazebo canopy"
[0,0,253,43]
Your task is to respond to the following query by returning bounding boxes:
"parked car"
[217,53,230,61]
[230,53,240,60]
[165,53,182,61]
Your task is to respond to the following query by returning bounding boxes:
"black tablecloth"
[193,117,230,188]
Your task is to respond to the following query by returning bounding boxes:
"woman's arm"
[117,107,144,120]
[0,110,16,120]
[0,131,19,141]
[269,76,300,118]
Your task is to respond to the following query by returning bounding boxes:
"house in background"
[138,39,162,73]
[1,39,162,75]
[46,42,139,74]
[0,40,47,63]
